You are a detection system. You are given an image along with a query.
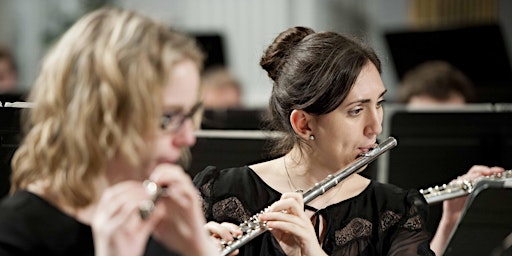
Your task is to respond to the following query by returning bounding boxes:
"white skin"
[90,59,225,256]
[408,92,466,108]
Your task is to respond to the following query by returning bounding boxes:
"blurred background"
[1,0,512,106]
[2,1,512,240]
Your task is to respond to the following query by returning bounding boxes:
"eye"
[376,99,386,108]
[160,102,203,132]
[161,111,182,130]
[348,107,363,116]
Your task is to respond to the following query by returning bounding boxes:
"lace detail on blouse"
[212,197,251,223]
[402,202,424,231]
[335,217,373,246]
[402,215,422,231]
[380,210,401,232]
[200,181,212,197]
[200,179,213,214]
[335,209,414,247]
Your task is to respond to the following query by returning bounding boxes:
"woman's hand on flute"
[92,181,164,256]
[443,165,505,221]
[258,192,328,256]
[205,221,241,255]
[149,164,220,256]
[431,165,505,256]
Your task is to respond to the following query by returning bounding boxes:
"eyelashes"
[347,99,385,116]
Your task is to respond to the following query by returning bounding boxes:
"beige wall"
[1,0,511,106]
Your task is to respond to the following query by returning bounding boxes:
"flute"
[420,169,512,204]
[139,180,168,220]
[220,136,398,256]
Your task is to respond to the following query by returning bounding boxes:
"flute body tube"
[420,169,512,204]
[221,137,398,256]
[303,137,397,204]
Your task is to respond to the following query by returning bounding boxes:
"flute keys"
[139,200,155,220]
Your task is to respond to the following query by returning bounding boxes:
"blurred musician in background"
[398,60,503,254]
[0,7,226,256]
[201,65,243,110]
[0,46,18,94]
[397,60,475,107]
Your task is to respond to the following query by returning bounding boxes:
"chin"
[356,164,368,173]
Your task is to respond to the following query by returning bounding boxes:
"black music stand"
[200,108,267,130]
[0,107,24,199]
[442,179,512,256]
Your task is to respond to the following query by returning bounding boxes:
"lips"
[155,158,178,166]
[158,159,177,165]
[356,143,378,158]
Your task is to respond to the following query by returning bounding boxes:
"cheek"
[152,134,183,159]
[330,121,359,154]
[149,134,168,158]
[155,134,175,149]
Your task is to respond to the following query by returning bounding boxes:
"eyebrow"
[163,101,202,113]
[345,89,388,107]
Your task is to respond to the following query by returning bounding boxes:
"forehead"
[162,60,200,110]
[344,63,385,102]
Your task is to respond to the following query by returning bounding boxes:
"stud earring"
[309,135,315,141]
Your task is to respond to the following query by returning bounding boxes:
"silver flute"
[139,180,168,220]
[420,169,512,204]
[220,136,398,256]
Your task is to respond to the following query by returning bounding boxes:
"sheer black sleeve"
[193,166,220,221]
[387,189,435,256]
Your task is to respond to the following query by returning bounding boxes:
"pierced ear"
[290,109,313,140]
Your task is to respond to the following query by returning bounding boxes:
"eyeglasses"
[160,102,203,133]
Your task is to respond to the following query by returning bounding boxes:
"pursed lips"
[357,143,377,157]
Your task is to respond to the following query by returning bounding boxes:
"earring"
[309,135,315,141]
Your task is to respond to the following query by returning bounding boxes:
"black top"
[0,190,177,256]
[193,166,435,256]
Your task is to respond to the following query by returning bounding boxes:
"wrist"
[439,213,460,227]
[438,214,459,234]
[302,244,328,256]
[186,231,219,256]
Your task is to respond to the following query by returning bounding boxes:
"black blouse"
[0,190,178,256]
[193,166,435,256]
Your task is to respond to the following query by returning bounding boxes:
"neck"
[286,147,337,185]
[284,149,356,209]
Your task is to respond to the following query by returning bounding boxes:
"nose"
[364,107,383,137]
[173,119,197,147]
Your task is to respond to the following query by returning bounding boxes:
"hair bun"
[260,26,314,82]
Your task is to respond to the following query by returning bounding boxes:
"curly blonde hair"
[10,7,203,208]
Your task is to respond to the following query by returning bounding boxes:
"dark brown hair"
[260,26,381,156]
